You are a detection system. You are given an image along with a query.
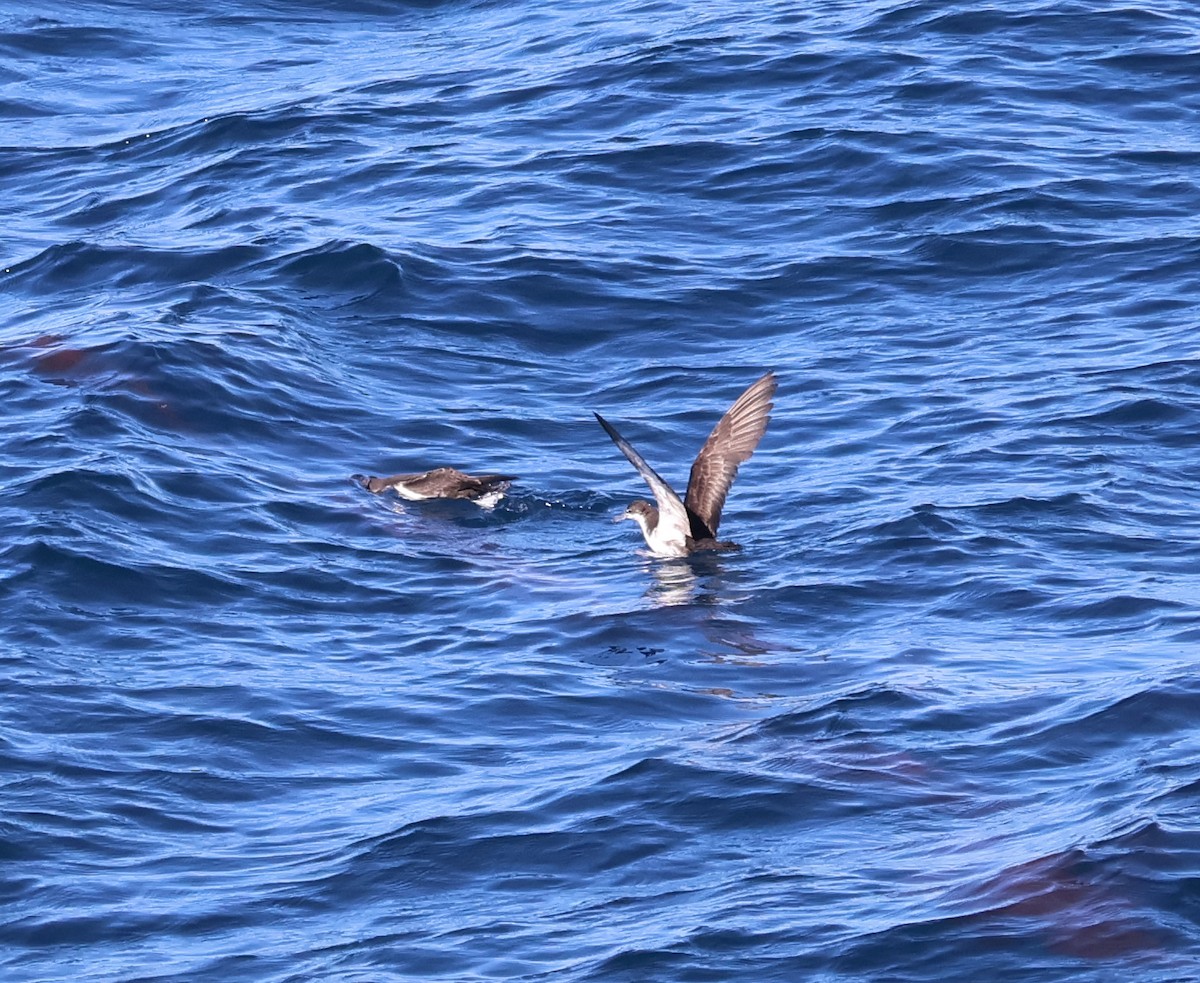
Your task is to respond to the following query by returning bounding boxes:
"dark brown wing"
[684,371,776,539]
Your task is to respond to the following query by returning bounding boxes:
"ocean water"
[3,0,1200,979]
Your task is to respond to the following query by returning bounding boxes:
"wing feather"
[684,371,776,539]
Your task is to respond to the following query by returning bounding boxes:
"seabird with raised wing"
[594,370,776,556]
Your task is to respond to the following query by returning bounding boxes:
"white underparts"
[474,491,504,509]
[627,511,688,557]
[389,485,504,507]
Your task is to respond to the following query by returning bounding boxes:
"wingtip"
[751,369,779,409]
[593,410,620,441]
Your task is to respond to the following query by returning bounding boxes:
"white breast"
[636,513,689,557]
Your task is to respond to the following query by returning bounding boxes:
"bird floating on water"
[594,370,776,557]
[352,467,517,507]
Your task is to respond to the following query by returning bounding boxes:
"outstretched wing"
[684,371,776,539]
[594,411,690,551]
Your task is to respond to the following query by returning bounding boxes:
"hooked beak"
[613,508,634,524]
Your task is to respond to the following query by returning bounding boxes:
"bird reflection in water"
[645,556,702,607]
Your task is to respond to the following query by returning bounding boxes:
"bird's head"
[617,499,658,531]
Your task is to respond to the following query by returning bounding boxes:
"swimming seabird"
[594,371,776,557]
[352,467,517,506]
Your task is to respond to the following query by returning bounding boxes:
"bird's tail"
[477,474,518,491]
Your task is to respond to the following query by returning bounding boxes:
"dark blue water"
[4,0,1200,978]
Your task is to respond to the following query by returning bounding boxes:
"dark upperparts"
[353,467,516,500]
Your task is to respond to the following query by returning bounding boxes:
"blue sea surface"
[3,0,1200,979]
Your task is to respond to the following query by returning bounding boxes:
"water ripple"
[2,0,1199,979]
